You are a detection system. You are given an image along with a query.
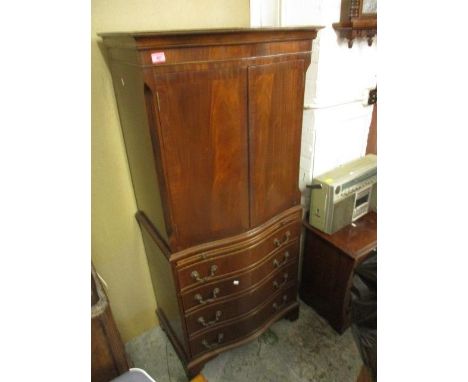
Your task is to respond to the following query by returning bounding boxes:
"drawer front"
[185,261,299,336]
[177,221,301,291]
[181,241,299,312]
[189,284,297,358]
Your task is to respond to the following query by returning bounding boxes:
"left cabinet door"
[150,67,250,250]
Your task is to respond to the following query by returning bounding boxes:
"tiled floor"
[125,300,362,382]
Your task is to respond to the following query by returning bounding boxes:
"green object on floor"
[259,329,279,345]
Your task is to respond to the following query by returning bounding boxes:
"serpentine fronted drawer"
[188,284,298,358]
[177,220,301,291]
[180,241,299,311]
[185,260,299,336]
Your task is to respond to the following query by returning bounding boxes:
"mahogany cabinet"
[100,28,320,378]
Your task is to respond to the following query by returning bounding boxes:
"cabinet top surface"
[99,26,322,52]
[304,212,377,260]
[98,26,323,38]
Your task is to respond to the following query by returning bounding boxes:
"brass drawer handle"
[273,231,291,247]
[201,333,224,350]
[191,264,218,283]
[272,295,288,311]
[194,287,220,305]
[197,310,222,327]
[273,273,288,290]
[273,251,290,268]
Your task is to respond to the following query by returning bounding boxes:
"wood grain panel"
[303,211,377,260]
[173,206,301,265]
[300,231,354,332]
[137,40,314,67]
[248,60,305,227]
[177,221,300,291]
[100,27,320,50]
[181,243,299,311]
[92,316,120,382]
[189,285,298,358]
[300,212,377,333]
[153,67,249,250]
[185,265,298,336]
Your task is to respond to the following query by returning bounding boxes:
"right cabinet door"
[248,60,305,227]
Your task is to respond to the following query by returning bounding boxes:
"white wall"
[250,0,377,209]
[250,0,281,26]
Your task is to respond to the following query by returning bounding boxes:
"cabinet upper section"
[100,28,321,252]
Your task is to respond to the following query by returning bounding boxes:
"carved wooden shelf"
[333,0,377,48]
[333,19,377,48]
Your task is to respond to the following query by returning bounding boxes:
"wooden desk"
[300,212,377,333]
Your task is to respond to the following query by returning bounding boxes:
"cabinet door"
[153,67,249,249]
[248,60,305,227]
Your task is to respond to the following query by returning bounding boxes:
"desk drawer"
[177,221,301,291]
[188,284,297,358]
[181,241,299,312]
[185,260,298,336]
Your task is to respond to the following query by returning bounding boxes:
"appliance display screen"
[355,194,369,207]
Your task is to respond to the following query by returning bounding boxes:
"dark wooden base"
[159,302,299,379]
[285,305,299,321]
